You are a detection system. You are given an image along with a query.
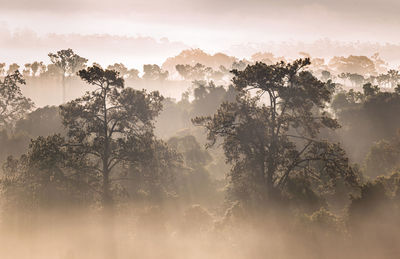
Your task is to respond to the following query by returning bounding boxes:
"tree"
[7,63,20,75]
[41,64,62,78]
[60,65,164,211]
[364,131,400,178]
[396,85,400,95]
[371,53,388,74]
[1,135,95,214]
[231,60,250,71]
[121,138,182,204]
[106,63,128,77]
[251,52,286,65]
[15,106,64,138]
[376,73,390,87]
[22,63,32,77]
[194,59,358,208]
[331,86,400,163]
[176,63,211,81]
[329,55,376,76]
[48,48,88,103]
[331,89,364,112]
[162,49,236,73]
[362,83,379,97]
[348,73,365,87]
[19,65,169,258]
[191,81,237,117]
[321,70,331,82]
[0,63,5,76]
[105,63,139,80]
[30,61,41,77]
[175,63,227,82]
[126,68,140,80]
[176,64,196,80]
[0,71,34,129]
[387,69,400,88]
[167,135,216,204]
[348,173,400,251]
[1,66,171,258]
[338,72,349,86]
[142,64,169,81]
[0,129,31,163]
[373,70,400,88]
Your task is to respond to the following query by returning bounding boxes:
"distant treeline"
[0,50,400,258]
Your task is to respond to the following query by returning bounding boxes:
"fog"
[1,1,400,259]
[2,204,399,259]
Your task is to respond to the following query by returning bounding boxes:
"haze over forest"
[1,1,400,259]
[2,0,400,67]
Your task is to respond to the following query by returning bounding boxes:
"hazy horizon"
[2,0,400,68]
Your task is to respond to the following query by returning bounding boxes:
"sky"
[1,0,399,68]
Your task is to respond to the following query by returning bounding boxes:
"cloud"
[2,0,399,19]
[1,0,400,68]
[0,26,189,69]
[1,0,399,45]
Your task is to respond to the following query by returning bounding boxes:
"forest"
[0,48,400,259]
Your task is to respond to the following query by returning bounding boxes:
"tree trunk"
[101,159,117,259]
[62,74,66,103]
[101,87,117,259]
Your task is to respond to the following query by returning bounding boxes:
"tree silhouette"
[30,61,41,77]
[0,63,5,76]
[0,71,34,129]
[1,134,95,212]
[48,49,88,103]
[60,65,164,210]
[106,63,128,77]
[387,69,400,88]
[329,55,376,76]
[364,133,400,178]
[22,63,32,77]
[7,63,20,75]
[143,64,168,81]
[194,59,358,208]
[162,49,236,73]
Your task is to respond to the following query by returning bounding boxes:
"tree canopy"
[194,59,358,208]
[0,71,34,129]
[59,65,164,209]
[48,48,88,102]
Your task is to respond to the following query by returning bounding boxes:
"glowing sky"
[1,0,399,67]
